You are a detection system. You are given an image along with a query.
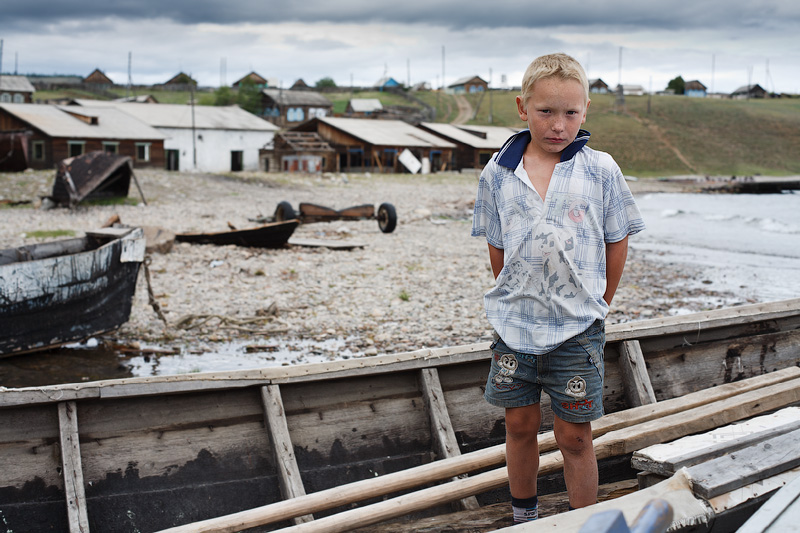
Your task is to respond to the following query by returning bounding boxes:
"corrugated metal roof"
[262,89,332,107]
[348,99,383,112]
[0,76,35,93]
[71,100,278,131]
[0,103,166,140]
[319,117,455,148]
[421,123,518,149]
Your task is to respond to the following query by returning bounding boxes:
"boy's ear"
[582,98,591,124]
[515,95,528,120]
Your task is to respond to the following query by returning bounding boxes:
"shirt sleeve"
[471,160,504,249]
[603,159,646,243]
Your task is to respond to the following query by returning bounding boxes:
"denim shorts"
[484,319,605,423]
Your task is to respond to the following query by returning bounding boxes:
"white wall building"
[73,100,278,172]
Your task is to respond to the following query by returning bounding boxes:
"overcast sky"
[2,0,798,95]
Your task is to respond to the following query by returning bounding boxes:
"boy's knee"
[554,421,593,456]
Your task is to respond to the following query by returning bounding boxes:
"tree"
[666,76,685,95]
[236,78,263,115]
[213,86,236,106]
[315,77,337,88]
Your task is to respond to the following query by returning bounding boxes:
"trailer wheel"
[274,201,296,222]
[377,203,397,233]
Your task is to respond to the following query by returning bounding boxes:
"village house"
[0,75,35,103]
[418,123,517,170]
[447,75,489,94]
[291,116,455,173]
[684,80,708,98]
[0,103,165,171]
[160,72,197,91]
[83,68,114,88]
[589,78,610,94]
[291,79,311,90]
[345,98,383,117]
[617,84,646,96]
[260,88,332,128]
[71,99,278,172]
[731,84,767,99]
[233,72,270,89]
[373,77,401,91]
[259,131,335,173]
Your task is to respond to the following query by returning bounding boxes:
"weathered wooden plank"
[644,328,800,400]
[261,385,313,524]
[618,340,657,407]
[686,428,800,499]
[419,368,480,511]
[736,467,800,533]
[632,407,800,476]
[58,401,90,532]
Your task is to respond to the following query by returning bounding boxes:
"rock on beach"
[0,168,743,362]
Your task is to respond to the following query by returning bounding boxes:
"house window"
[136,142,151,162]
[0,93,10,103]
[67,141,86,157]
[287,107,305,122]
[32,141,45,161]
[13,94,25,103]
[102,142,119,154]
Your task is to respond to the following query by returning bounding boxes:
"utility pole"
[126,52,133,98]
[488,67,493,124]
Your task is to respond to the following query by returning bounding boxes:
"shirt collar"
[496,129,591,169]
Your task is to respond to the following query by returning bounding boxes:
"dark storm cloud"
[3,0,798,31]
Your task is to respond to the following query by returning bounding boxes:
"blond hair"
[519,53,589,105]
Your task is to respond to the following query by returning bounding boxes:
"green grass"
[25,230,76,239]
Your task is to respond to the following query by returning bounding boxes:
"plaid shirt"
[472,129,645,354]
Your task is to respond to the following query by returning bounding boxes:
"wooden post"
[419,368,480,511]
[58,401,90,532]
[261,385,313,524]
[619,340,657,406]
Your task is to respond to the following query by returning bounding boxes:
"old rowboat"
[0,298,798,532]
[175,220,299,248]
[0,227,145,357]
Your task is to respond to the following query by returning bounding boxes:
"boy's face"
[516,77,590,158]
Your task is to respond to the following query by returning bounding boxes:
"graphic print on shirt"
[534,226,584,302]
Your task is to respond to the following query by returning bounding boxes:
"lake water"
[630,190,800,302]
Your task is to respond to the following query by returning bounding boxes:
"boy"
[471,53,644,523]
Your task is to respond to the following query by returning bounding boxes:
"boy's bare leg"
[554,416,598,508]
[505,404,542,498]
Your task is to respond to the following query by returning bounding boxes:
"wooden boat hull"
[0,299,798,531]
[0,228,145,357]
[175,220,299,248]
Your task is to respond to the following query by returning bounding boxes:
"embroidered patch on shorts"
[565,376,587,398]
[494,353,518,384]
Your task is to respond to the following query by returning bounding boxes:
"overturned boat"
[0,227,145,357]
[50,151,145,207]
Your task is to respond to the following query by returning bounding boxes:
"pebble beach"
[1,168,749,369]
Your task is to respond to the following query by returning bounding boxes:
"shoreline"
[1,169,757,379]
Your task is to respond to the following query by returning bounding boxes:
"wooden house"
[233,72,269,89]
[684,80,708,98]
[448,76,489,94]
[0,103,165,170]
[731,84,767,99]
[0,76,35,104]
[373,77,401,91]
[162,72,197,90]
[589,78,610,94]
[292,117,455,173]
[418,123,517,170]
[71,99,278,172]
[345,98,383,117]
[83,69,114,88]
[291,79,311,90]
[259,131,336,173]
[260,89,332,128]
[617,84,646,96]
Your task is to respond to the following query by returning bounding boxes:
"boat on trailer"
[0,227,145,357]
[0,298,798,532]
